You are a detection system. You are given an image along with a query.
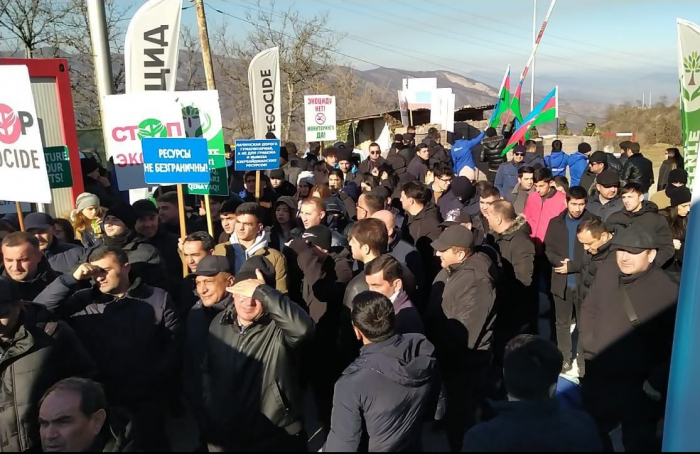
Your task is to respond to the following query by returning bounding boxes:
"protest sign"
[142,137,209,185]
[44,146,73,189]
[249,48,281,139]
[235,139,280,171]
[304,95,337,142]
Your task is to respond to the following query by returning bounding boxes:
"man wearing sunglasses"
[357,143,386,177]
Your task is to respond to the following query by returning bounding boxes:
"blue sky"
[177,0,698,103]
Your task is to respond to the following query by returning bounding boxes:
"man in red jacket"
[523,168,566,253]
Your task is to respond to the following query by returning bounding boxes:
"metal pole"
[531,0,537,112]
[642,92,645,109]
[194,0,217,237]
[86,0,115,131]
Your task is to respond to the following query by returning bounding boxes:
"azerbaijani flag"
[488,65,511,128]
[501,86,558,156]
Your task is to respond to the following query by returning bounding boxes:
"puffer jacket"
[1,256,58,301]
[214,231,288,294]
[44,238,84,275]
[427,252,498,357]
[0,304,96,452]
[621,153,655,193]
[606,201,675,267]
[324,334,438,452]
[545,151,570,179]
[480,135,507,172]
[34,275,183,409]
[201,285,314,451]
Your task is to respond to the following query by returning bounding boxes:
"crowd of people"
[0,131,688,452]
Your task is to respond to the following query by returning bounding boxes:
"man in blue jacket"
[452,128,486,176]
[325,291,438,452]
[495,145,527,196]
[568,142,592,187]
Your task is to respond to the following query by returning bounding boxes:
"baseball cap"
[194,255,231,277]
[24,213,54,231]
[611,224,658,254]
[588,151,607,164]
[431,225,475,251]
[302,225,332,251]
[236,256,276,287]
[596,169,620,187]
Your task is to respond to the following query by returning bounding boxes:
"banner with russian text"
[249,47,281,140]
[304,95,337,142]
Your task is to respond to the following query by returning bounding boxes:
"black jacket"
[480,135,507,172]
[44,238,84,275]
[97,233,169,291]
[463,400,603,452]
[427,252,498,357]
[337,190,357,220]
[389,233,428,305]
[494,216,536,335]
[621,153,655,193]
[143,227,182,286]
[657,160,677,191]
[94,408,139,452]
[578,238,615,303]
[34,275,184,409]
[0,304,96,452]
[1,256,58,302]
[579,170,598,195]
[544,210,597,299]
[273,180,298,198]
[324,334,438,452]
[84,178,121,210]
[606,201,675,267]
[606,153,624,176]
[201,285,314,451]
[587,195,624,222]
[580,263,677,391]
[435,188,463,221]
[183,295,232,425]
[357,157,386,177]
[406,203,443,279]
[407,156,429,183]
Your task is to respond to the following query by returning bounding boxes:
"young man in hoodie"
[605,183,675,267]
[567,142,592,187]
[325,291,437,452]
[213,202,288,294]
[523,168,567,253]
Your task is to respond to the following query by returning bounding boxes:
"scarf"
[104,230,134,249]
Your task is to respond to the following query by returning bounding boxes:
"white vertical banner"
[125,0,183,93]
[103,92,185,190]
[304,95,337,142]
[398,91,410,126]
[445,93,456,133]
[430,88,453,131]
[0,66,52,203]
[248,47,282,140]
[678,19,700,186]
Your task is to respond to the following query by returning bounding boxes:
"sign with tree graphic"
[678,19,700,186]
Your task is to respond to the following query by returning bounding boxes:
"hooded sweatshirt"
[324,334,438,452]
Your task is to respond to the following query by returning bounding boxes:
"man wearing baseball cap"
[427,225,498,451]
[183,255,234,429]
[580,151,609,195]
[24,212,83,275]
[586,169,624,222]
[579,224,678,451]
[494,144,527,196]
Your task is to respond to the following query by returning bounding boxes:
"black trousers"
[553,286,584,364]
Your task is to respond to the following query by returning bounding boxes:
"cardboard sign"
[142,137,209,185]
[235,139,280,171]
[304,95,337,142]
[44,146,73,189]
[0,65,52,203]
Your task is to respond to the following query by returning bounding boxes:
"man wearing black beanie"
[651,169,688,210]
[269,168,296,197]
[100,204,168,290]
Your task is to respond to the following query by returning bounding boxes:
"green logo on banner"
[137,118,167,139]
[182,104,211,138]
[44,146,73,189]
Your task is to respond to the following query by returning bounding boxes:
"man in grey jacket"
[506,166,535,215]
[325,291,438,452]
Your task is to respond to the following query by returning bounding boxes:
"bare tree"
[220,0,342,142]
[0,0,69,58]
[178,25,207,91]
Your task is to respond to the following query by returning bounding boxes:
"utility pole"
[194,0,217,237]
[86,0,115,132]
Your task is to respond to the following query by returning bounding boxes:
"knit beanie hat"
[671,187,692,207]
[76,192,100,211]
[105,204,138,231]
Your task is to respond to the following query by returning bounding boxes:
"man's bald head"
[371,210,396,240]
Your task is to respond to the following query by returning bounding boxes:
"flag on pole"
[677,19,700,187]
[501,86,558,156]
[248,48,282,140]
[488,65,511,128]
[504,0,558,125]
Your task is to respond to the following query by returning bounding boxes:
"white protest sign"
[103,92,185,190]
[249,47,282,139]
[304,95,337,142]
[0,66,52,203]
[430,88,455,132]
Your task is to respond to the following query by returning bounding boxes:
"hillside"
[602,101,682,146]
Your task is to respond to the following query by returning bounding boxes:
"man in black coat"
[407,144,430,183]
[543,186,597,373]
[325,292,437,452]
[427,226,498,451]
[201,256,314,452]
[580,225,678,452]
[35,246,183,451]
[606,183,675,267]
[357,142,386,177]
[486,200,536,362]
[0,278,96,453]
[2,232,58,301]
[621,142,654,195]
[25,213,83,275]
[132,199,182,287]
[576,217,614,304]
[463,335,603,452]
[400,181,443,281]
[480,127,507,183]
[586,169,624,222]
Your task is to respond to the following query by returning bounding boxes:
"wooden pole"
[195,0,218,239]
[255,170,261,203]
[409,110,414,127]
[16,202,25,231]
[176,185,189,277]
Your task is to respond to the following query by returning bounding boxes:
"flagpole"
[531,0,537,112]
